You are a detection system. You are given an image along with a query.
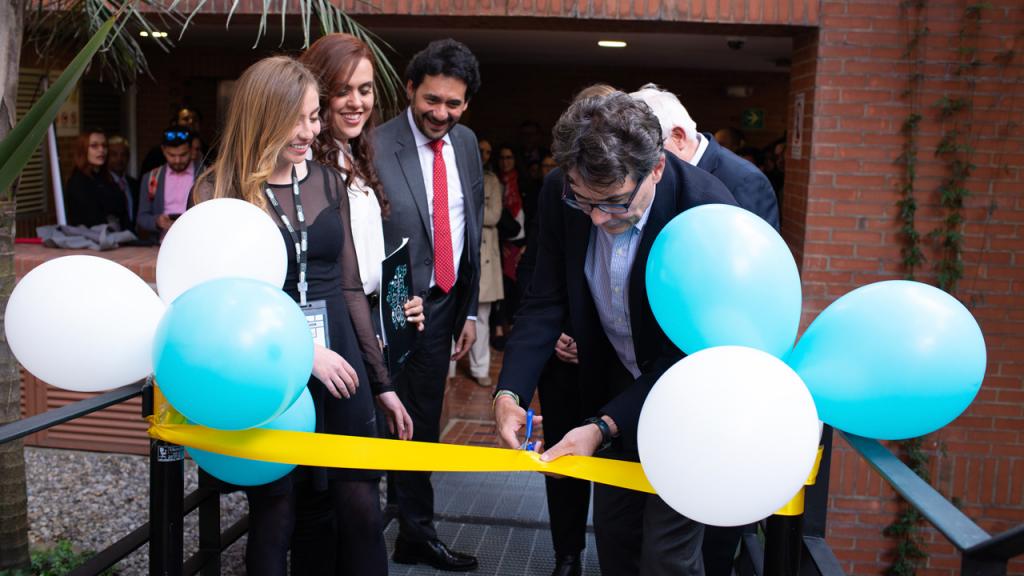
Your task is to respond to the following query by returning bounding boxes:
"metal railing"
[842,431,1024,576]
[736,426,1024,576]
[2,386,1022,576]
[0,381,247,576]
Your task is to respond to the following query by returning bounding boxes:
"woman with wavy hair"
[300,34,427,334]
[64,130,130,229]
[192,55,412,576]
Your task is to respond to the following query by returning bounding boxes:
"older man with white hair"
[631,83,779,230]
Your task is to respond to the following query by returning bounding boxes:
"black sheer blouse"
[192,162,390,394]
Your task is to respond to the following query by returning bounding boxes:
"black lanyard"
[264,166,309,305]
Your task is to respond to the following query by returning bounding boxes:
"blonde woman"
[192,55,411,576]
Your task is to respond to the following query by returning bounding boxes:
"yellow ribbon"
[146,388,653,493]
[147,423,654,493]
[773,445,825,516]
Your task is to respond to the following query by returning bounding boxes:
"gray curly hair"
[551,91,663,190]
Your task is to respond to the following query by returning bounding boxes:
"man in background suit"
[632,83,779,231]
[632,83,780,576]
[494,92,738,575]
[373,38,484,572]
[106,135,139,231]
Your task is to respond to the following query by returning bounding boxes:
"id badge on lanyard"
[301,300,330,349]
[265,166,331,349]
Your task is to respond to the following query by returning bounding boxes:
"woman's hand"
[376,391,414,440]
[404,296,426,332]
[312,345,359,399]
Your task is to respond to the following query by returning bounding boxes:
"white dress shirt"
[688,132,710,166]
[346,176,386,296]
[407,109,466,289]
[336,145,386,296]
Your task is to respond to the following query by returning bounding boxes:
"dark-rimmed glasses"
[561,174,646,214]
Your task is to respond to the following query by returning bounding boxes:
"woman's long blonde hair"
[193,56,318,210]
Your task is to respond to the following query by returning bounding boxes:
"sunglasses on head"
[163,130,191,144]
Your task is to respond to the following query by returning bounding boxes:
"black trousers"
[593,481,705,576]
[390,287,459,542]
[702,525,745,576]
[589,364,704,576]
[536,357,591,557]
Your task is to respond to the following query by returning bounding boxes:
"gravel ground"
[25,447,249,575]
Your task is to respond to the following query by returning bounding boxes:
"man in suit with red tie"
[373,39,484,572]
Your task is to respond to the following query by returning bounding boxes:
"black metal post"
[765,513,803,576]
[149,439,184,576]
[145,383,184,576]
[198,489,221,576]
[803,427,834,538]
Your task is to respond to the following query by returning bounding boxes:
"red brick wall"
[158,0,820,24]
[804,1,1024,574]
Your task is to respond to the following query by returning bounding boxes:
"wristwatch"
[583,416,614,453]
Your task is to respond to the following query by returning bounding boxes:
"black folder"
[380,238,416,375]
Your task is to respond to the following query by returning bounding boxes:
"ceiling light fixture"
[139,31,149,37]
[598,40,627,48]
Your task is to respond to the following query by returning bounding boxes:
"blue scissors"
[522,409,536,451]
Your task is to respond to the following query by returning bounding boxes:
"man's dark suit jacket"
[497,153,738,446]
[697,133,779,230]
[374,111,484,339]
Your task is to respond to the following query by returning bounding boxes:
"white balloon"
[638,346,820,527]
[157,198,286,304]
[5,255,166,392]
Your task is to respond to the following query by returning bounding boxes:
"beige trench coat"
[478,170,505,303]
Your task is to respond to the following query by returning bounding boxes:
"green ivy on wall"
[888,3,990,575]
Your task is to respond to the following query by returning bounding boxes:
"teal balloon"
[152,277,313,430]
[787,281,986,440]
[187,387,315,486]
[646,204,801,358]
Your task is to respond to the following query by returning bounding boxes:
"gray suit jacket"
[374,111,484,339]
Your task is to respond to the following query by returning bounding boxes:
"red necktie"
[430,139,455,292]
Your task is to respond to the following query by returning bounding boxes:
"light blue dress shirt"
[584,197,655,379]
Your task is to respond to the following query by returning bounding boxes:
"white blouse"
[338,146,386,296]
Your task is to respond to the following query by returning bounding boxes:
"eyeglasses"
[163,130,191,144]
[561,174,646,215]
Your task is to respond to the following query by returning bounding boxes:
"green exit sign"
[742,108,765,130]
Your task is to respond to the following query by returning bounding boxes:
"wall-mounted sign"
[742,108,765,130]
[791,92,805,160]
[55,84,80,137]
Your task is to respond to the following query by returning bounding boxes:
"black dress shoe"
[393,536,479,571]
[551,554,582,576]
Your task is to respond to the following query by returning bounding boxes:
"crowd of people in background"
[59,37,788,576]
[61,104,208,241]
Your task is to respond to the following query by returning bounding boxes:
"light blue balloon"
[187,387,315,486]
[787,280,987,440]
[646,204,801,358]
[152,277,313,430]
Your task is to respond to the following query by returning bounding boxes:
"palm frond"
[25,0,181,89]
[312,1,403,116]
[176,0,404,116]
[0,15,117,198]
